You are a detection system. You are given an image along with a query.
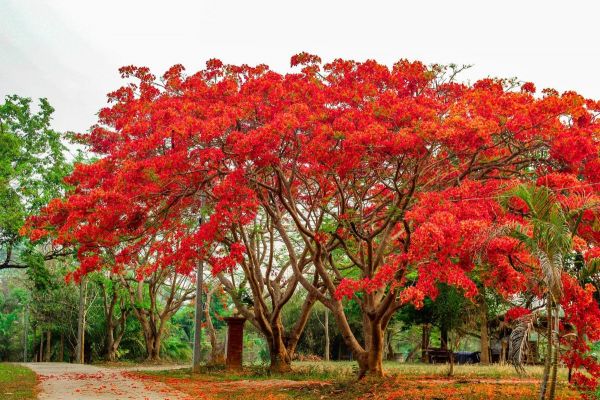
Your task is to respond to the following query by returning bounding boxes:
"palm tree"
[501,184,595,400]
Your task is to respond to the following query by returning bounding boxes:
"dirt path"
[23,362,191,400]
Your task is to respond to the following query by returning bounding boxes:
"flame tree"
[25,55,600,388]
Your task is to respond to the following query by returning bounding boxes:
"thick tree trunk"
[539,296,552,400]
[146,340,161,361]
[480,301,490,365]
[268,319,292,372]
[357,319,385,378]
[323,299,388,378]
[142,325,162,361]
[268,338,292,372]
[44,331,51,362]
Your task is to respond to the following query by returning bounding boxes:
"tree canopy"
[24,55,600,392]
[0,95,70,271]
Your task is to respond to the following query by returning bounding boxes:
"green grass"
[138,361,570,381]
[0,363,37,400]
[293,360,570,380]
[134,361,578,400]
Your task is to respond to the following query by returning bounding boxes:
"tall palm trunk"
[539,295,552,400]
[547,305,560,400]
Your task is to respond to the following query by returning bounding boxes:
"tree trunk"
[421,324,431,363]
[480,301,490,365]
[45,331,52,362]
[120,270,194,364]
[39,334,43,362]
[59,334,64,362]
[75,277,86,364]
[386,331,395,361]
[138,317,165,362]
[204,286,225,366]
[142,325,162,361]
[105,326,125,362]
[539,296,552,400]
[22,305,28,362]
[146,339,160,361]
[357,319,385,378]
[448,355,454,376]
[324,309,330,362]
[32,326,37,362]
[106,328,117,362]
[268,338,292,372]
[192,259,203,372]
[447,334,456,377]
[284,292,317,361]
[440,324,449,350]
[327,300,371,376]
[101,278,127,363]
[548,305,560,400]
[268,319,292,372]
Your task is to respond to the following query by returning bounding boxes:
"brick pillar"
[224,317,246,370]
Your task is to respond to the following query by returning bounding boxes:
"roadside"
[23,362,190,400]
[129,363,582,400]
[0,363,37,400]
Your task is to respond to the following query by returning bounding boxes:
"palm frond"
[509,312,537,375]
[536,250,563,300]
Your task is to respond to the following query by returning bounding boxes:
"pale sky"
[2,0,599,134]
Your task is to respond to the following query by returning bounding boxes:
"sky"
[1,0,600,134]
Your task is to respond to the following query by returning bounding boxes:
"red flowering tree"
[25,55,600,383]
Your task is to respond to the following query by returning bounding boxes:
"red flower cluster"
[22,54,600,389]
[504,307,532,323]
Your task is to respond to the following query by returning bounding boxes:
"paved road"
[23,363,190,400]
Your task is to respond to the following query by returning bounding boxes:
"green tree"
[0,95,70,271]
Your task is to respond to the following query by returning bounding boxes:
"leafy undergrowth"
[130,362,583,400]
[0,363,38,400]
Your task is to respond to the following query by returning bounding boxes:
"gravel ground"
[23,362,190,400]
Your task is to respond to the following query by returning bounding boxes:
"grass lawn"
[130,361,584,400]
[0,363,37,400]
